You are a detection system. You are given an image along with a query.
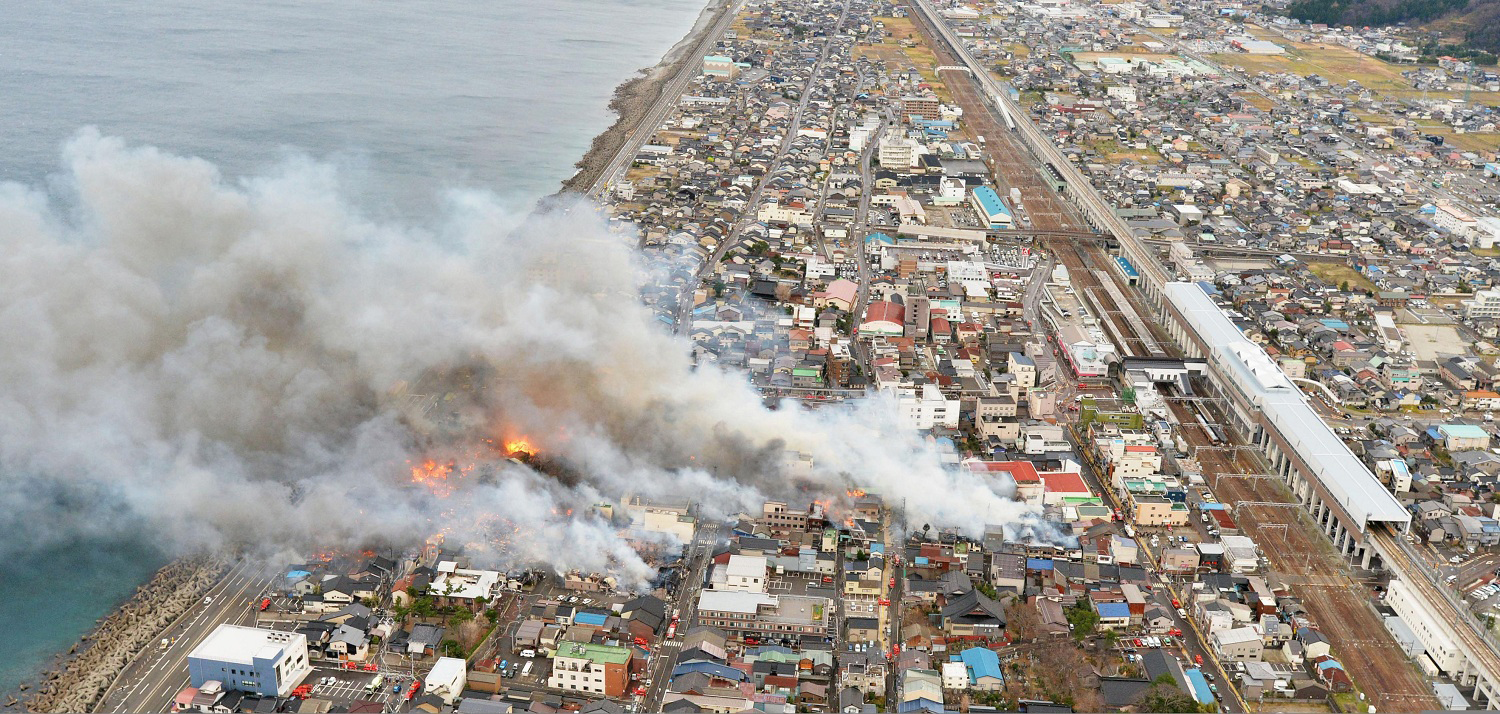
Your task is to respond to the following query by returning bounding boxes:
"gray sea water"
[0,0,706,694]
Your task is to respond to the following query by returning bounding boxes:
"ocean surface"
[0,0,707,693]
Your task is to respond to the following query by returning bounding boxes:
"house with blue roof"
[957,647,1004,691]
[897,698,945,713]
[1094,601,1132,630]
[1314,658,1352,692]
[671,660,746,682]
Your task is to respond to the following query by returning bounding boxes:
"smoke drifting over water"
[0,133,1057,584]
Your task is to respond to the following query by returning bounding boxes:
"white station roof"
[1165,282,1409,530]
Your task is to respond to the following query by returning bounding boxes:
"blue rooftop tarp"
[575,612,608,627]
[1026,558,1054,571]
[672,661,746,681]
[1184,668,1214,704]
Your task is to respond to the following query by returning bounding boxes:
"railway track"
[1167,398,1439,711]
[898,0,1077,234]
[1049,239,1164,358]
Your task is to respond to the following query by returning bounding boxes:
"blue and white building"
[187,625,311,697]
[969,186,1013,229]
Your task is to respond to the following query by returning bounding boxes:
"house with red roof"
[1039,471,1093,505]
[859,301,905,337]
[965,460,1043,505]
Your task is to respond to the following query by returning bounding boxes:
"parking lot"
[304,667,416,708]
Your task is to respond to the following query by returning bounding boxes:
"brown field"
[1435,132,1500,152]
[1071,51,1179,63]
[1209,44,1412,92]
[1307,262,1376,292]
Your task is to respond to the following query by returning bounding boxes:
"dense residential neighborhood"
[132,0,1500,710]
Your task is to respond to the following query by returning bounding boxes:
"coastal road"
[99,561,278,713]
[585,0,743,198]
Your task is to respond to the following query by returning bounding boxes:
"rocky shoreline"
[19,556,229,713]
[560,0,732,194]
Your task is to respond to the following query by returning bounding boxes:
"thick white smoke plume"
[0,132,1060,585]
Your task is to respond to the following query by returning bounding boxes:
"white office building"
[878,136,918,170]
[187,625,311,697]
[723,555,769,593]
[898,384,960,430]
[1467,288,1500,320]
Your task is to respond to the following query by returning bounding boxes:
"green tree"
[1135,673,1204,712]
[1065,601,1100,640]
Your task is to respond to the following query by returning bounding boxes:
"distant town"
[95,0,1500,712]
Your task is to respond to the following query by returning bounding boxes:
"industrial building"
[969,186,1013,229]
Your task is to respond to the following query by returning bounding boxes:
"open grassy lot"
[1210,42,1412,92]
[1307,262,1377,292]
[1088,138,1159,163]
[874,15,919,41]
[1236,92,1275,110]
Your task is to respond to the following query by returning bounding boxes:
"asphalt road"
[100,561,279,713]
[585,0,744,198]
[1065,398,1247,713]
[640,521,722,711]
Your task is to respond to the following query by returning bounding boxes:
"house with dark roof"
[940,589,1006,636]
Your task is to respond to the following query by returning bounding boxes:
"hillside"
[1283,0,1500,55]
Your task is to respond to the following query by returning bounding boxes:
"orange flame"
[504,439,535,457]
[409,459,458,497]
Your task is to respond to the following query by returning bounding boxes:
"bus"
[521,661,534,678]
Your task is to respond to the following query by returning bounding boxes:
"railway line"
[901,0,1184,365]
[899,0,1076,234]
[1167,397,1439,711]
[1370,524,1500,708]
[1050,239,1165,358]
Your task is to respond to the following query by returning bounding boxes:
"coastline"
[560,0,730,194]
[19,556,227,713]
[14,3,732,711]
